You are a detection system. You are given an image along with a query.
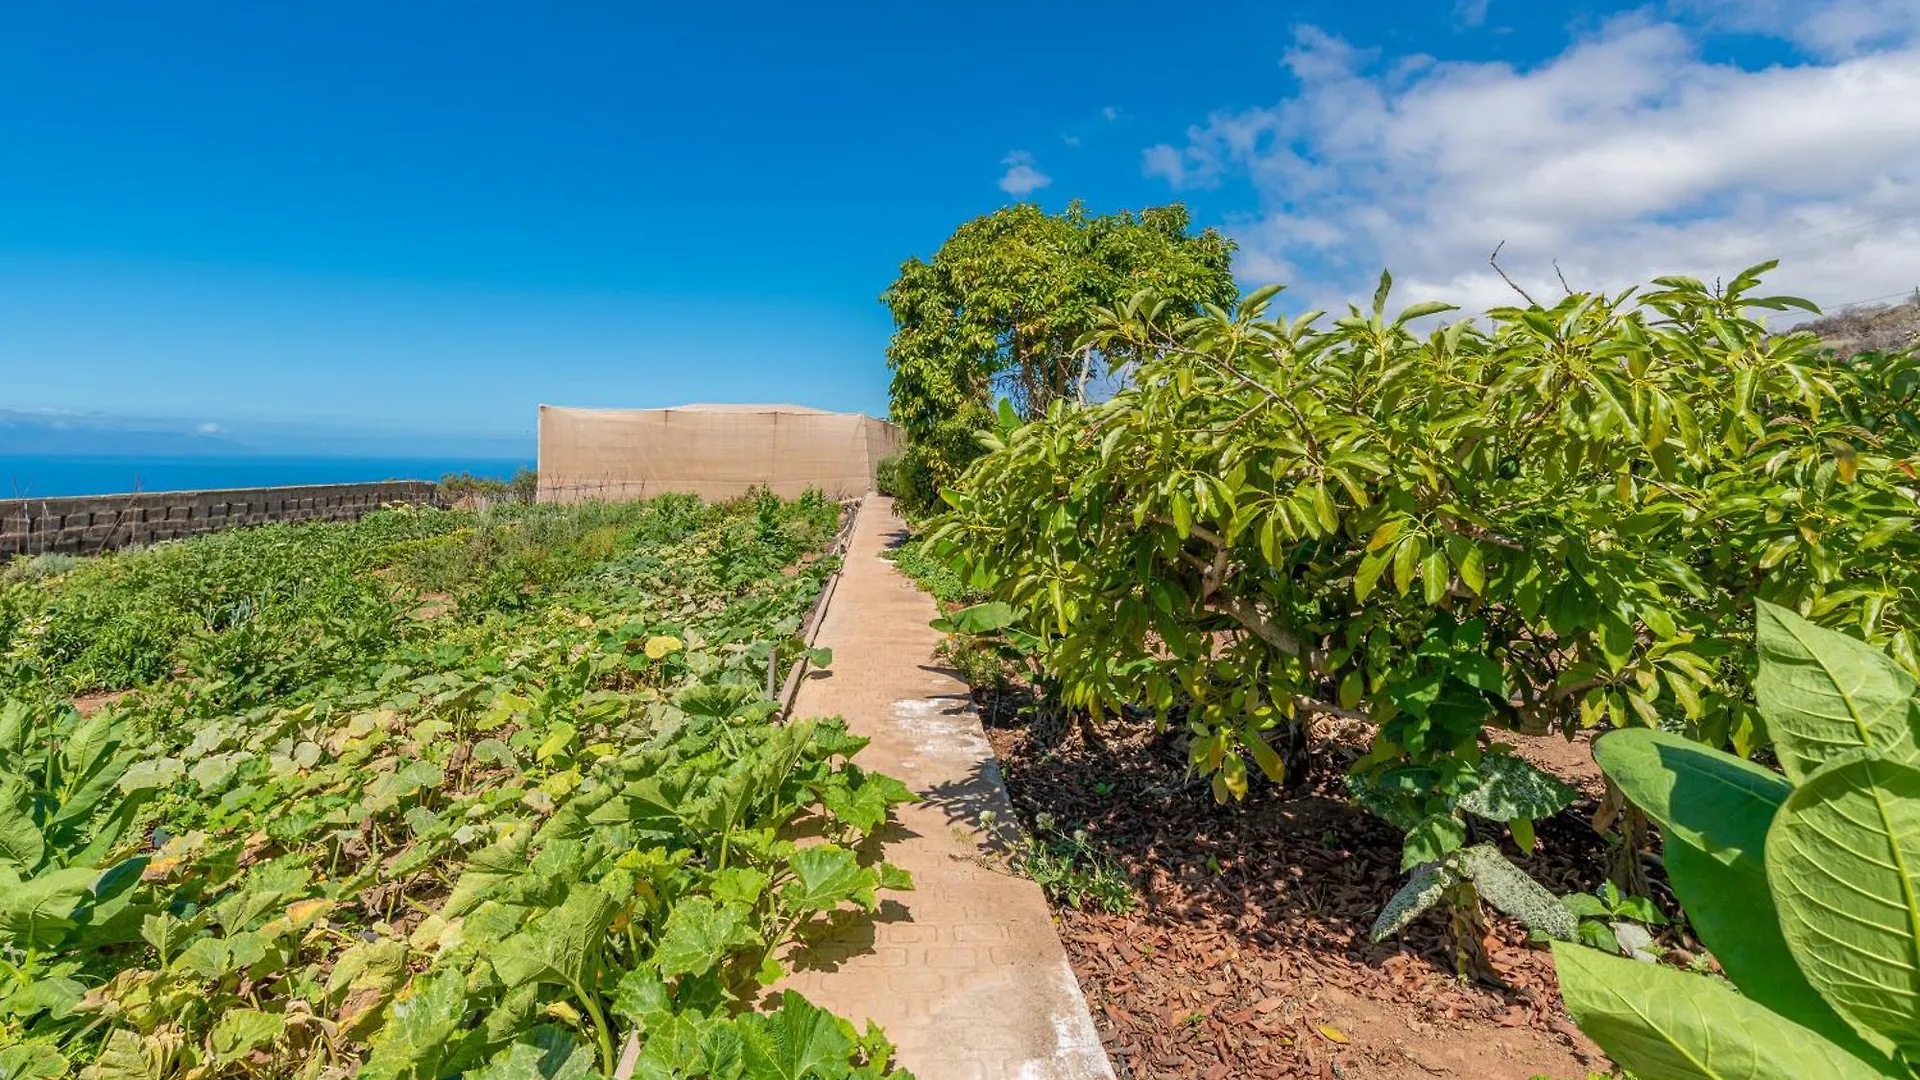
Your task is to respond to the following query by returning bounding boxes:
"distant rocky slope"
[1797,295,1920,358]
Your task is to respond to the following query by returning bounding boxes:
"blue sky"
[3,1,1917,453]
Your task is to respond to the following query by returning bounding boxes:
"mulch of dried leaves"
[986,718,1616,1080]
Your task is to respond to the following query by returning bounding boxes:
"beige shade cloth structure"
[537,403,902,503]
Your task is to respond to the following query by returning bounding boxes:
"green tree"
[881,201,1235,513]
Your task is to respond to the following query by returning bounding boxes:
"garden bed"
[986,715,1615,1079]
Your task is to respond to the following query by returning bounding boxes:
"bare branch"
[1489,241,1539,307]
[1553,260,1576,298]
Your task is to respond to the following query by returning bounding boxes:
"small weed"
[981,809,1137,914]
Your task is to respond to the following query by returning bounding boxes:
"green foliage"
[1561,881,1668,959]
[925,262,1920,960]
[884,537,980,608]
[873,454,904,500]
[1554,602,1920,1078]
[0,507,470,701]
[0,492,915,1078]
[440,467,540,504]
[979,810,1136,915]
[881,201,1236,513]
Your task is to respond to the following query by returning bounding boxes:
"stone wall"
[1,480,443,561]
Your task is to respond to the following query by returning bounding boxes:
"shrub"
[927,263,1920,971]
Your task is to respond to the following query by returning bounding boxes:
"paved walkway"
[781,497,1114,1080]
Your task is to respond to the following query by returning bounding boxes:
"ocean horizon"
[0,454,534,500]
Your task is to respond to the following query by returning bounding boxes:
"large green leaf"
[1552,942,1893,1080]
[782,845,880,912]
[1591,729,1882,1053]
[468,1026,597,1080]
[653,897,756,979]
[209,1009,286,1064]
[1769,756,1920,1056]
[0,865,95,948]
[1754,601,1920,784]
[493,885,619,991]
[1592,728,1792,857]
[0,1044,70,1080]
[929,601,1017,634]
[1456,752,1575,822]
[739,991,855,1080]
[0,775,45,872]
[79,1029,163,1080]
[359,968,485,1080]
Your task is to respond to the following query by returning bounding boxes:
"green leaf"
[1457,753,1575,823]
[653,897,756,979]
[1391,535,1419,597]
[930,601,1018,635]
[1400,814,1466,871]
[1588,728,1874,1048]
[0,777,45,872]
[1552,942,1890,1080]
[0,865,94,949]
[1593,729,1790,860]
[210,1009,286,1064]
[79,1029,162,1080]
[1457,543,1486,595]
[469,1026,597,1080]
[738,990,855,1080]
[1457,845,1575,940]
[359,968,485,1080]
[1769,756,1920,1057]
[115,756,183,795]
[0,1044,70,1080]
[1371,858,1455,940]
[493,885,619,991]
[1754,600,1920,784]
[1353,550,1388,603]
[1421,548,1449,606]
[782,845,880,912]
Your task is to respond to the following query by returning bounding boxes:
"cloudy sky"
[1143,1,1920,313]
[1,0,1915,446]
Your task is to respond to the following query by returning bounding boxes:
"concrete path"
[781,497,1114,1080]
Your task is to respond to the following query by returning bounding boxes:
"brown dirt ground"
[985,714,1621,1080]
[73,689,133,716]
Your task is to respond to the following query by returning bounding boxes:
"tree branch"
[1553,259,1576,298]
[1489,241,1539,307]
[1206,594,1306,657]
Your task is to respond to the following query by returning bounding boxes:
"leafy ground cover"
[1,491,916,1079]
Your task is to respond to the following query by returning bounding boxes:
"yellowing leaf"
[1316,1024,1348,1044]
[644,635,682,660]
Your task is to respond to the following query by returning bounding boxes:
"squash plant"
[1,493,919,1079]
[927,264,1920,972]
[1556,602,1920,1078]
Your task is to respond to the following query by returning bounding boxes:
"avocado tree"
[926,264,1920,974]
[881,201,1235,513]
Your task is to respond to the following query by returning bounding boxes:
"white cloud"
[1142,11,1920,317]
[195,422,223,435]
[1456,0,1492,28]
[1103,105,1121,121]
[998,150,1052,197]
[1679,0,1920,58]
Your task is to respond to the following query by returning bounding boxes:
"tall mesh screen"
[537,404,901,503]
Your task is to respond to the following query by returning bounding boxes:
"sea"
[0,455,535,500]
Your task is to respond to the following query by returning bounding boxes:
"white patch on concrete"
[1013,960,1118,1079]
[891,697,992,760]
